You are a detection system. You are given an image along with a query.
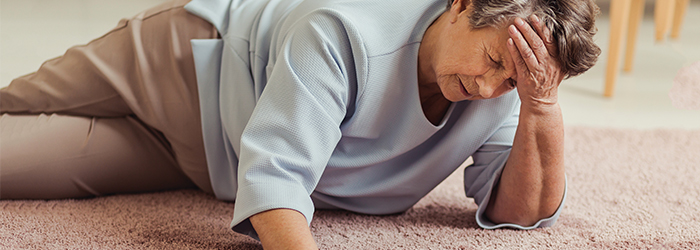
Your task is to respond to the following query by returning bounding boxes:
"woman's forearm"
[484,103,566,226]
[250,208,318,250]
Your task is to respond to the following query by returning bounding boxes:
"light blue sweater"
[185,0,566,239]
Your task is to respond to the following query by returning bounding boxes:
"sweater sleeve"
[229,11,358,239]
[463,108,568,230]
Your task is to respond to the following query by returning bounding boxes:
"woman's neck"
[417,12,451,126]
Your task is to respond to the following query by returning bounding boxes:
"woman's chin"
[444,94,467,103]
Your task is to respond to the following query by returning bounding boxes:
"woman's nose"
[476,76,498,98]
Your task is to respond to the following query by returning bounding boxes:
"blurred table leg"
[604,0,632,97]
[623,0,645,73]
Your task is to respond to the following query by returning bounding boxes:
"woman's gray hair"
[449,0,601,78]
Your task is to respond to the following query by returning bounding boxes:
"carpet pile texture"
[2,126,699,249]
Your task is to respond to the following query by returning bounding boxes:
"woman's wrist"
[519,99,561,117]
[251,208,318,250]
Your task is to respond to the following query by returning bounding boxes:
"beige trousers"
[0,0,217,199]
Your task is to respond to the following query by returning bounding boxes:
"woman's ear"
[449,0,471,24]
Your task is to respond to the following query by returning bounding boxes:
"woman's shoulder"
[281,0,446,57]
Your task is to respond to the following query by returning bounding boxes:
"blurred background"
[1,0,699,129]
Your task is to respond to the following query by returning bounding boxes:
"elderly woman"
[1,0,600,248]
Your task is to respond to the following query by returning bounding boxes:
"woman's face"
[433,12,518,102]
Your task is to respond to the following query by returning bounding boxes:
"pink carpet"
[2,126,699,249]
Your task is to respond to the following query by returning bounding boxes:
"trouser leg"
[0,0,217,194]
[0,113,196,199]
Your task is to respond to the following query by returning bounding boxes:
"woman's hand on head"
[507,15,565,110]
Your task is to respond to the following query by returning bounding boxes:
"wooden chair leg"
[623,0,646,73]
[671,0,689,39]
[655,0,676,42]
[605,0,633,97]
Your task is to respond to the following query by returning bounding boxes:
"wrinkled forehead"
[477,24,514,64]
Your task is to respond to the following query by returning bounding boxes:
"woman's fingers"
[511,17,548,65]
[508,16,564,105]
[508,24,539,71]
[530,15,547,42]
[507,37,527,81]
[529,15,558,57]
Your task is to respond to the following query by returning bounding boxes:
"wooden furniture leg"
[623,0,646,73]
[604,0,632,97]
[655,0,676,42]
[671,0,689,39]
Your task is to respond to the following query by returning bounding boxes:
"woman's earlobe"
[450,14,458,24]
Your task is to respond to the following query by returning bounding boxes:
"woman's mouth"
[458,77,474,99]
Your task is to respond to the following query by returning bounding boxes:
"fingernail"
[508,38,514,46]
[509,25,517,34]
[515,18,524,26]
[532,15,539,23]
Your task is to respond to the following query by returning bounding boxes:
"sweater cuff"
[230,182,315,240]
[475,172,568,229]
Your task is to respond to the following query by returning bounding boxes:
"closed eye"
[488,54,504,69]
